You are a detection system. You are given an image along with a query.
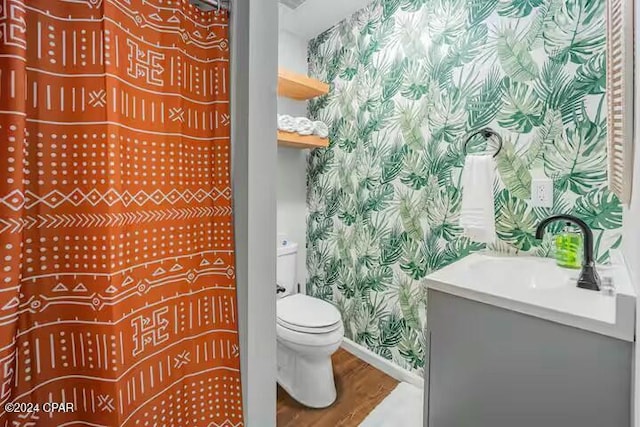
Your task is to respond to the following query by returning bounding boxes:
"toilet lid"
[277,294,341,331]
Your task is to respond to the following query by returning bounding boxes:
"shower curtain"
[0,1,243,426]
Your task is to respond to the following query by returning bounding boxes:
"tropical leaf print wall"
[306,0,622,374]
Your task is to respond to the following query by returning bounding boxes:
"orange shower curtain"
[0,1,243,426]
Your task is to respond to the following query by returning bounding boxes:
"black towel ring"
[463,128,503,158]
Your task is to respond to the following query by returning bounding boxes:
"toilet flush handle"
[276,283,286,294]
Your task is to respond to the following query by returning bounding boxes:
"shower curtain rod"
[191,0,230,12]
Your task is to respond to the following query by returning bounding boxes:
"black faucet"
[535,214,601,291]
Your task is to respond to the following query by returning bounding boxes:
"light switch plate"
[530,178,553,208]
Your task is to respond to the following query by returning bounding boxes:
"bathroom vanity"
[423,253,636,427]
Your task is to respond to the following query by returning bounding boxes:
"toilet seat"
[277,322,344,347]
[278,318,341,334]
[277,294,342,334]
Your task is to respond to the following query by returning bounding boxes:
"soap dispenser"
[554,222,583,269]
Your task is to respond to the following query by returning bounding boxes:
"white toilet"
[276,241,344,408]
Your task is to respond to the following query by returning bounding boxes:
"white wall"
[279,0,373,40]
[277,29,309,291]
[624,119,640,427]
[232,0,278,424]
[624,106,640,427]
[623,5,640,426]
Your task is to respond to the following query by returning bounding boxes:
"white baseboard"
[341,337,424,388]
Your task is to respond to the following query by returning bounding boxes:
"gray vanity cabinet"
[424,289,633,427]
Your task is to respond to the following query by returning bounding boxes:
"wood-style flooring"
[277,348,399,427]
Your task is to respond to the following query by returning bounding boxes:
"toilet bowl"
[276,293,344,408]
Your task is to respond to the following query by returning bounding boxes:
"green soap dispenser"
[555,222,583,269]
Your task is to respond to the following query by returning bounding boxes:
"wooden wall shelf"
[278,131,329,149]
[278,69,329,100]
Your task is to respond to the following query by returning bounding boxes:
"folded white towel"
[313,121,329,138]
[278,114,297,133]
[459,155,496,244]
[295,117,314,136]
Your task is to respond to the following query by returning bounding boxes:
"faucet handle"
[600,276,615,296]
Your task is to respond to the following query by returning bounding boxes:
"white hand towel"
[459,155,496,244]
[295,117,314,135]
[313,121,329,138]
[278,114,297,133]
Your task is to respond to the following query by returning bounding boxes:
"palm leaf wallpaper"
[306,0,621,374]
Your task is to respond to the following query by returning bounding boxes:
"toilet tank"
[277,241,298,295]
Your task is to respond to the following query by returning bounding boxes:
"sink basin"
[465,255,575,290]
[425,252,636,342]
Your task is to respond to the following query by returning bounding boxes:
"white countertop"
[425,251,636,342]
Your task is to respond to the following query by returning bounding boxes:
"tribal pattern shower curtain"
[0,1,242,426]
